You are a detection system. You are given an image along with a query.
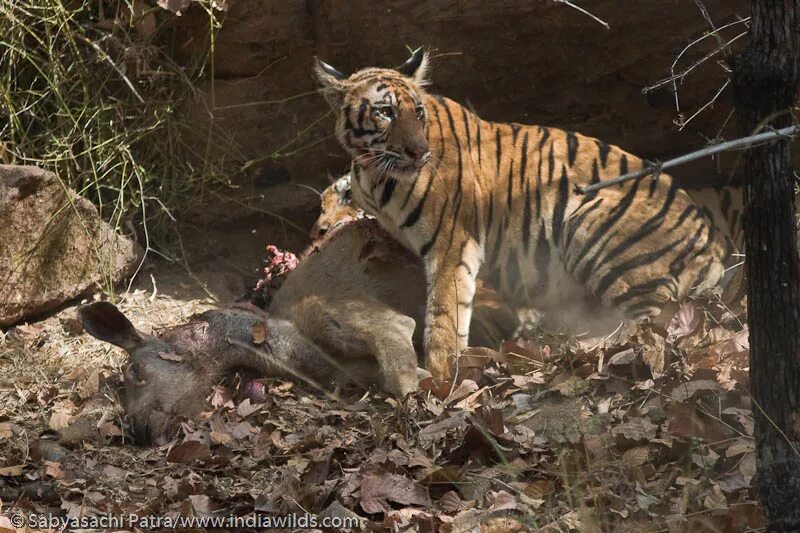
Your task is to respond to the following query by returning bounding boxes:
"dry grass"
[0,0,231,251]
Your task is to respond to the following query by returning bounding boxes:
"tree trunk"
[731,1,800,530]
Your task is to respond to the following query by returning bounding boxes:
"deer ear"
[77,302,142,352]
[396,47,430,86]
[313,57,348,108]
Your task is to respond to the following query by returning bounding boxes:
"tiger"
[309,172,521,350]
[313,48,744,381]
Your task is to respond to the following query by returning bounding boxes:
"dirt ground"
[1,250,764,532]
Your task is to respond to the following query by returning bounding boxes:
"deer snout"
[310,222,328,240]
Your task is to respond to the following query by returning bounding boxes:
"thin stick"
[575,125,800,195]
[552,0,610,29]
[678,78,731,131]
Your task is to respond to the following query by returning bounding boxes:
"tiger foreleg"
[423,248,480,381]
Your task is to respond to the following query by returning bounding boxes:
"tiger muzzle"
[405,139,431,168]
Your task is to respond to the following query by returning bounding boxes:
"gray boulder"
[0,165,141,326]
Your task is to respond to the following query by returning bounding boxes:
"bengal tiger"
[309,172,521,350]
[313,49,743,381]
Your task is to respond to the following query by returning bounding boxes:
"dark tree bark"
[731,1,800,530]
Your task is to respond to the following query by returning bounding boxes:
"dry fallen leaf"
[189,494,215,516]
[210,386,235,409]
[210,431,232,446]
[612,417,657,444]
[0,465,24,476]
[668,301,703,340]
[158,351,183,362]
[487,490,519,512]
[360,474,430,513]
[251,322,269,345]
[44,460,64,479]
[156,0,192,14]
[237,398,261,417]
[167,440,212,464]
[670,380,722,402]
[48,411,73,431]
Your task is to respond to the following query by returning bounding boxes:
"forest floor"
[1,258,763,532]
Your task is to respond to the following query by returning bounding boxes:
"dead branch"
[552,0,609,29]
[642,20,748,104]
[678,78,731,131]
[574,125,800,195]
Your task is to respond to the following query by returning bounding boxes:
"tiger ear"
[396,47,430,86]
[313,57,348,107]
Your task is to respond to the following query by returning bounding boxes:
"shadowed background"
[167,0,751,273]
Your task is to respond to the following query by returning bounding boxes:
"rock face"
[0,165,141,327]
[174,0,749,194]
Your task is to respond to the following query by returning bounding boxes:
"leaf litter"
[0,281,763,531]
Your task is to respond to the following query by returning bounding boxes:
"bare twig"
[575,125,800,195]
[553,0,609,29]
[642,19,749,94]
[694,0,717,32]
[78,35,145,104]
[678,78,731,131]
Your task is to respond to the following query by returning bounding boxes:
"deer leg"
[290,295,420,396]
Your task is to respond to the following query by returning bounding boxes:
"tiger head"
[313,48,432,182]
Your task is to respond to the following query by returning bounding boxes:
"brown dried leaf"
[0,422,13,439]
[230,420,258,440]
[640,328,665,376]
[189,494,215,516]
[722,407,754,436]
[167,440,212,464]
[439,490,466,512]
[668,302,703,340]
[210,431,232,446]
[667,403,732,442]
[48,411,73,431]
[251,321,268,345]
[487,490,518,512]
[44,460,64,479]
[0,465,24,476]
[418,415,469,447]
[102,464,127,480]
[725,438,755,457]
[703,484,726,510]
[670,380,722,402]
[156,0,192,14]
[709,327,749,358]
[622,445,653,469]
[158,351,183,362]
[607,348,637,366]
[523,480,555,499]
[739,452,756,483]
[210,386,235,409]
[98,422,122,439]
[236,398,261,418]
[611,417,657,444]
[551,375,588,397]
[446,379,480,404]
[360,474,430,513]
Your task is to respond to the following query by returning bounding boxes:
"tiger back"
[314,50,743,380]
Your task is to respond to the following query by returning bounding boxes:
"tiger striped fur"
[314,49,743,381]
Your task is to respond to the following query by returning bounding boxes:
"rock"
[0,165,141,326]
